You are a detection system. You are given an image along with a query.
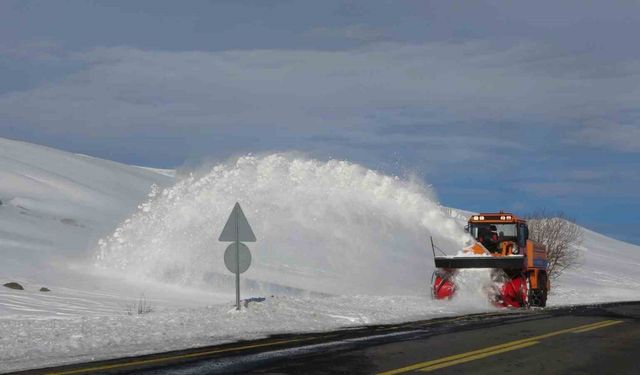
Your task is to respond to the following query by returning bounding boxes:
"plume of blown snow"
[96,154,469,296]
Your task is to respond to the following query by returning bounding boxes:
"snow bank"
[0,295,495,372]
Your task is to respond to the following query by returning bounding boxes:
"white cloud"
[0,40,638,152]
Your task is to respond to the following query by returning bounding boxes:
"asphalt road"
[15,301,640,375]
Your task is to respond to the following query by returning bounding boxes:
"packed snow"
[1,137,639,372]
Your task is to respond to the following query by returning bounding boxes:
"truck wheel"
[528,289,546,307]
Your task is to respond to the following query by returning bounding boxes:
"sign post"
[219,202,256,310]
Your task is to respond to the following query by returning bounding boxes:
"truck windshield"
[470,223,517,240]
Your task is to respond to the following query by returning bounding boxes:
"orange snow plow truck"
[431,212,550,308]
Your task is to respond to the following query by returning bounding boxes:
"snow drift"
[96,154,469,296]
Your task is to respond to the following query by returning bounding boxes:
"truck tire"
[528,288,547,307]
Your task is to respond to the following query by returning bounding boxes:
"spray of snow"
[95,154,470,296]
[448,269,496,309]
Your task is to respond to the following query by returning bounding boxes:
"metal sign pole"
[235,210,240,311]
[219,202,255,312]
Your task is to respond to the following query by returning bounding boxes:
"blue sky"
[1,0,639,244]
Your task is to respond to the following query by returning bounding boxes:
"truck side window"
[517,224,527,248]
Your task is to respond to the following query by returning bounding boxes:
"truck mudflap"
[434,255,526,269]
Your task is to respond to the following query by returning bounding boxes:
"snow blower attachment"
[431,212,549,308]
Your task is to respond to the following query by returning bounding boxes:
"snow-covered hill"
[0,137,173,280]
[0,137,638,372]
[549,227,640,304]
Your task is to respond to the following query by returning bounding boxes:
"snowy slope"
[0,137,173,307]
[0,138,639,372]
[548,228,640,304]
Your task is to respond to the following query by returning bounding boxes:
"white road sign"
[218,202,257,311]
[224,243,252,274]
[219,202,256,242]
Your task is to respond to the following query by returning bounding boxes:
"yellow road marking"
[418,341,540,372]
[48,311,507,374]
[49,337,317,375]
[572,320,623,333]
[378,319,623,375]
[379,339,543,375]
[47,317,624,375]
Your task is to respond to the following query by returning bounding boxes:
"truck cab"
[467,212,529,256]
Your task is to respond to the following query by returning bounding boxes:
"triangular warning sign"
[219,202,256,242]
